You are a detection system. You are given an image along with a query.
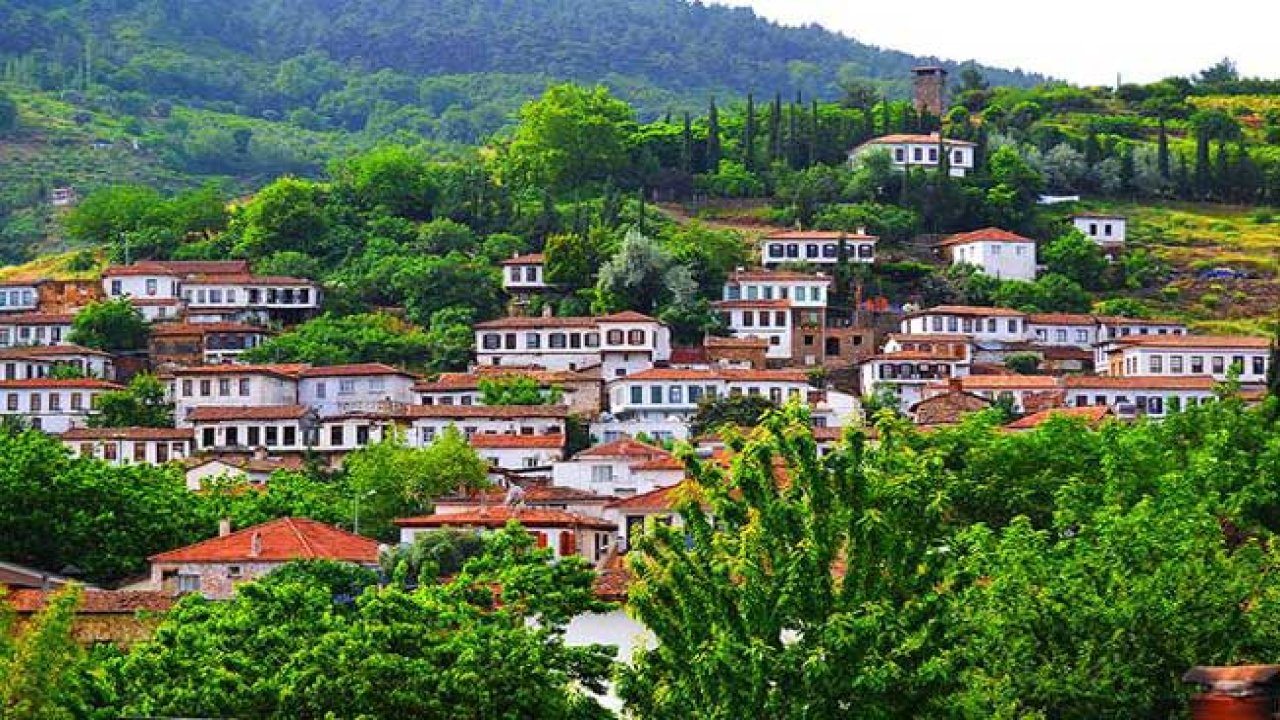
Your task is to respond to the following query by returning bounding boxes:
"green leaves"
[68,298,149,352]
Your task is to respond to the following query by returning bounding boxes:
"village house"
[61,427,194,465]
[434,484,616,520]
[149,322,274,366]
[606,482,693,551]
[474,311,672,378]
[102,261,242,322]
[171,363,307,421]
[848,132,976,177]
[0,312,75,347]
[1100,335,1271,382]
[1072,212,1127,250]
[858,342,972,411]
[900,306,1029,344]
[147,518,381,599]
[470,433,565,471]
[298,363,419,416]
[0,349,54,381]
[187,405,318,454]
[717,270,833,365]
[500,253,551,295]
[1063,376,1223,418]
[940,227,1038,281]
[0,281,40,313]
[759,230,877,268]
[1026,313,1099,349]
[0,378,120,432]
[180,273,321,325]
[402,404,569,447]
[552,438,684,498]
[414,367,602,416]
[182,454,307,489]
[395,507,615,565]
[924,375,1064,415]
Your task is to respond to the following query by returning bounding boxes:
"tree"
[246,313,433,367]
[743,93,757,171]
[506,83,635,194]
[0,585,97,717]
[254,250,325,280]
[1198,57,1239,84]
[109,537,614,719]
[380,529,486,585]
[62,185,167,245]
[68,298,148,351]
[478,375,562,406]
[331,145,437,220]
[688,394,779,437]
[236,177,333,261]
[705,98,721,173]
[90,373,173,428]
[1004,352,1041,375]
[544,232,601,289]
[392,252,503,326]
[594,229,692,315]
[423,307,477,372]
[415,218,478,255]
[1268,333,1280,401]
[1041,229,1110,290]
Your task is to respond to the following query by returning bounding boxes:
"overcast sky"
[710,0,1280,86]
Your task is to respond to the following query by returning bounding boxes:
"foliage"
[244,312,435,368]
[89,373,174,428]
[68,298,149,352]
[1004,351,1041,375]
[380,529,487,585]
[0,585,98,718]
[478,375,562,406]
[595,229,694,315]
[1040,229,1110,290]
[109,532,615,719]
[689,394,779,437]
[506,84,635,194]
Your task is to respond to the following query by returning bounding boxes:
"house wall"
[0,387,106,432]
[1073,217,1126,245]
[65,438,192,465]
[1028,323,1096,348]
[300,374,416,416]
[502,263,548,290]
[0,322,72,347]
[950,241,1037,281]
[174,374,299,421]
[0,285,39,313]
[1112,347,1269,382]
[1066,387,1216,417]
[191,419,314,453]
[902,313,1028,343]
[411,418,566,446]
[151,560,288,600]
[761,239,875,266]
[103,275,181,301]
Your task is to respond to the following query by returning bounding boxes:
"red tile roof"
[621,368,810,383]
[939,227,1035,247]
[668,346,711,365]
[187,405,311,422]
[727,270,836,282]
[10,343,113,357]
[171,363,307,379]
[103,260,251,277]
[905,305,1026,319]
[1094,316,1187,327]
[150,322,270,337]
[468,434,565,450]
[859,133,976,147]
[475,316,600,330]
[402,404,569,420]
[945,376,1061,391]
[606,481,700,511]
[763,230,877,240]
[1062,375,1220,390]
[437,485,614,505]
[5,589,176,614]
[4,313,76,325]
[630,456,686,472]
[704,336,770,348]
[150,518,379,564]
[576,437,671,460]
[598,311,658,323]
[0,378,121,390]
[499,253,545,265]
[1005,405,1113,430]
[184,274,315,286]
[395,507,615,531]
[187,455,307,474]
[1109,334,1270,350]
[713,299,793,309]
[298,363,417,379]
[60,427,194,441]
[1027,313,1098,326]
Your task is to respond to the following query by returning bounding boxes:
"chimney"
[1184,665,1280,720]
[948,377,964,394]
[219,518,232,537]
[542,304,554,318]
[253,446,268,461]
[855,225,867,236]
[249,532,262,558]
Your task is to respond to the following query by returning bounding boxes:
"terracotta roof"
[867,351,970,362]
[3,313,76,325]
[1062,375,1220,390]
[621,368,810,383]
[437,485,614,505]
[886,333,974,344]
[183,274,315,286]
[727,270,835,282]
[127,298,182,306]
[1027,313,1098,326]
[858,133,976,148]
[0,279,42,287]
[1094,316,1186,327]
[499,253,545,265]
[0,378,120,390]
[939,227,1035,248]
[101,262,180,278]
[668,346,711,365]
[475,316,600,330]
[576,437,671,460]
[402,404,569,420]
[945,376,1061,391]
[11,343,113,357]
[594,565,631,601]
[415,369,579,392]
[1005,406,1113,430]
[713,299,793,309]
[911,391,993,426]
[905,305,1026,319]
[103,260,251,277]
[187,455,306,474]
[150,518,379,564]
[299,363,417,379]
[1073,212,1126,219]
[1039,347,1094,361]
[5,589,175,614]
[1109,334,1271,350]
[171,363,307,379]
[60,427,194,441]
[704,336,770,348]
[468,434,565,450]
[631,456,687,472]
[395,507,615,531]
[187,405,311,422]
[598,311,658,323]
[606,481,700,511]
[763,230,877,241]
[150,322,270,337]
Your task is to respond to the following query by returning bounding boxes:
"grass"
[1101,201,1280,274]
[0,248,107,282]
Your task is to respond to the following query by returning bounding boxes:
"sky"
[709,0,1280,86]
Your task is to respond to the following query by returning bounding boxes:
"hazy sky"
[710,0,1280,86]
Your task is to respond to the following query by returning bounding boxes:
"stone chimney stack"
[219,518,232,537]
[913,66,949,117]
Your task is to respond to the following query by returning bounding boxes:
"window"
[225,427,239,446]
[355,426,369,446]
[30,394,40,412]
[742,312,754,327]
[1104,224,1113,237]
[805,244,819,259]
[1191,356,1204,374]
[218,378,231,396]
[1170,356,1184,373]
[569,333,581,349]
[369,377,385,392]
[1090,223,1099,236]
[339,379,356,395]
[769,244,785,258]
[669,386,683,404]
[585,333,600,348]
[550,333,567,349]
[526,333,541,349]
[70,393,82,410]
[786,244,799,258]
[1007,320,1018,333]
[182,379,193,397]
[759,312,771,327]
[330,425,344,446]
[1254,356,1266,376]
[315,381,327,399]
[823,244,838,258]
[48,393,61,411]
[858,243,874,259]
[953,149,964,164]
[1212,356,1225,374]
[228,566,243,579]
[689,385,703,403]
[505,333,517,350]
[482,334,501,350]
[210,289,223,303]
[1055,329,1067,343]
[1149,356,1163,373]
[912,147,923,162]
[630,386,643,405]
[509,267,521,282]
[591,465,613,484]
[628,330,646,345]
[991,244,1002,255]
[145,278,158,296]
[650,385,663,404]
[928,147,938,162]
[177,575,201,593]
[894,148,905,162]
[201,428,215,447]
[110,280,122,296]
[265,427,279,446]
[1076,329,1089,343]
[247,427,260,447]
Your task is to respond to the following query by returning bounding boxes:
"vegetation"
[90,373,174,428]
[68,298,149,351]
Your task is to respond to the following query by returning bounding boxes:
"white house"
[1063,376,1221,419]
[923,375,1063,414]
[61,427,194,465]
[402,405,569,448]
[181,274,321,324]
[941,228,1038,281]
[1100,335,1271,382]
[470,434,565,471]
[171,364,306,422]
[500,253,550,293]
[717,271,831,363]
[0,313,75,348]
[395,507,615,565]
[859,347,972,411]
[298,363,418,417]
[606,368,813,430]
[1026,313,1098,349]
[552,438,684,498]
[0,282,39,314]
[474,311,671,377]
[760,231,877,268]
[0,378,121,432]
[848,133,977,177]
[1072,213,1127,249]
[188,405,318,454]
[183,455,308,489]
[900,306,1029,344]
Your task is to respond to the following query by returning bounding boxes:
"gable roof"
[402,404,569,420]
[606,481,702,512]
[0,379,121,390]
[575,437,671,460]
[6,589,175,614]
[597,311,659,323]
[905,305,1026,319]
[103,260,251,277]
[499,253,546,265]
[60,427,194,442]
[1109,334,1271,350]
[149,517,379,564]
[187,405,312,422]
[298,363,418,379]
[395,507,614,531]
[939,227,1036,247]
[171,363,308,379]
[620,367,811,383]
[858,133,976,148]
[468,434,565,450]
[762,230,878,241]
[910,391,993,426]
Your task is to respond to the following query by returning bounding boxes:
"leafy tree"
[415,218,478,255]
[688,394,779,437]
[1041,229,1109,290]
[392,253,503,326]
[0,585,98,717]
[1004,352,1041,375]
[545,231,605,289]
[236,177,333,261]
[662,222,749,296]
[90,373,174,428]
[480,232,528,264]
[423,307,477,372]
[1092,297,1151,318]
[331,145,437,220]
[109,534,614,719]
[595,229,693,315]
[62,185,167,245]
[68,298,149,351]
[506,83,635,194]
[380,529,487,585]
[478,375,562,406]
[254,250,326,280]
[245,312,435,368]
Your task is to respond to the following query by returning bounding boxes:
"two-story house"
[760,231,877,268]
[149,322,274,366]
[941,228,1038,281]
[0,378,121,432]
[0,313,75,348]
[181,274,320,325]
[1100,335,1272,382]
[848,133,976,177]
[717,271,832,365]
[171,364,307,423]
[61,427,194,465]
[474,311,672,377]
[500,253,550,295]
[1072,213,1127,250]
[552,438,684,498]
[298,363,419,416]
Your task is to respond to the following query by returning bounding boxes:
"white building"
[0,282,39,314]
[0,378,121,432]
[470,434,565,471]
[298,364,418,417]
[0,313,75,347]
[1072,213,1127,249]
[172,364,306,423]
[760,231,877,268]
[61,427,194,465]
[402,405,569,448]
[718,271,831,363]
[181,274,320,324]
[1064,376,1221,419]
[859,347,972,411]
[1026,313,1098,349]
[500,253,550,293]
[900,306,1029,344]
[1101,335,1272,382]
[552,438,684,498]
[475,311,672,377]
[606,368,813,427]
[188,405,318,454]
[848,133,977,177]
[941,228,1038,281]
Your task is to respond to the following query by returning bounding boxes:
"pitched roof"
[499,253,546,265]
[5,589,175,614]
[395,507,614,531]
[606,481,701,511]
[713,299,793,309]
[60,427,194,441]
[1027,313,1098,326]
[402,404,569,420]
[436,485,614,506]
[150,322,270,337]
[939,227,1036,247]
[1062,375,1221,391]
[0,343,112,358]
[468,434,565,450]
[946,375,1061,391]
[186,455,306,474]
[598,311,658,323]
[910,391,993,426]
[414,369,578,392]
[727,270,835,282]
[0,378,121,390]
[858,133,976,148]
[103,260,251,277]
[183,274,315,286]
[298,363,417,379]
[763,230,877,241]
[1109,334,1271,350]
[575,437,671,460]
[905,305,1026,319]
[150,517,379,564]
[171,363,307,379]
[1005,406,1113,430]
[1094,316,1187,327]
[3,313,76,325]
[187,405,312,422]
[620,367,811,383]
[474,316,600,330]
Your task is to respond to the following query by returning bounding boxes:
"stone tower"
[913,66,949,117]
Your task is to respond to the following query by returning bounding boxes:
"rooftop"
[905,305,1027,319]
[621,367,811,383]
[762,230,877,241]
[467,434,565,450]
[1005,406,1113,430]
[1109,334,1271,350]
[939,227,1036,247]
[150,517,379,564]
[499,253,546,265]
[60,427,194,441]
[187,405,312,422]
[395,507,615,531]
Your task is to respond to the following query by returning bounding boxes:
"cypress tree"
[1119,145,1136,196]
[1083,132,1102,165]
[768,93,782,163]
[1157,117,1171,179]
[788,101,800,168]
[1194,129,1211,198]
[808,99,819,167]
[707,98,722,173]
[680,112,693,175]
[881,97,892,135]
[744,92,756,171]
[1214,140,1230,200]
